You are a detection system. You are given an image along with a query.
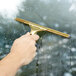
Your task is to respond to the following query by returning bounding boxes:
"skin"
[0,32,39,76]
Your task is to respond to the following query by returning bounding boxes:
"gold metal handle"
[15,18,70,38]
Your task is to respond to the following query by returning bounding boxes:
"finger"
[20,32,30,38]
[31,51,37,58]
[31,47,37,54]
[30,34,39,41]
[25,32,30,36]
[35,47,37,51]
[30,39,36,46]
[33,52,36,58]
[32,46,37,51]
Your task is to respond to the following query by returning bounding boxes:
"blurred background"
[0,0,76,76]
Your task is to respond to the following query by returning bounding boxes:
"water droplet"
[65,24,70,27]
[69,4,76,12]
[43,16,47,20]
[62,45,67,48]
[5,44,10,48]
[71,47,76,52]
[39,22,45,25]
[47,55,51,59]
[64,72,72,76]
[59,40,63,44]
[63,31,67,34]
[55,24,59,27]
[62,39,68,43]
[0,26,3,29]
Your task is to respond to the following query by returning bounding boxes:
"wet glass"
[0,0,76,76]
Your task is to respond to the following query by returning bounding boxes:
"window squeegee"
[15,18,70,38]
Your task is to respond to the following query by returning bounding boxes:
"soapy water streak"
[0,0,25,19]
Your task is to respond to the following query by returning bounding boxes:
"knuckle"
[14,39,18,42]
[35,35,39,38]
[33,53,36,57]
[33,34,39,39]
[20,35,25,38]
[30,40,36,45]
[34,47,37,51]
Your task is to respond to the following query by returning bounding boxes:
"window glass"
[0,0,75,76]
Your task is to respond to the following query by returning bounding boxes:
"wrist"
[8,52,25,67]
[0,52,25,76]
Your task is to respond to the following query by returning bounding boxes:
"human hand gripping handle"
[0,32,39,76]
[10,32,39,66]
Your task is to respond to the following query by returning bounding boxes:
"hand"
[10,32,39,66]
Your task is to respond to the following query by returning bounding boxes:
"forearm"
[0,52,24,76]
[0,32,39,76]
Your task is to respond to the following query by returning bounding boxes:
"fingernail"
[36,35,39,39]
[26,32,30,35]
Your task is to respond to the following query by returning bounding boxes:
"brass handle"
[15,18,70,38]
